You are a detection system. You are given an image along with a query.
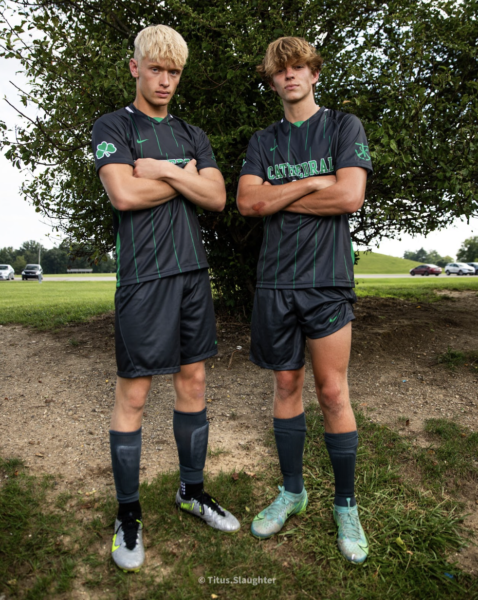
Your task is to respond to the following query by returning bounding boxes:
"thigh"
[115,278,182,378]
[179,269,218,365]
[307,322,352,385]
[250,288,305,370]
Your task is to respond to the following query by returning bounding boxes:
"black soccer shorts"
[115,269,217,378]
[250,287,356,371]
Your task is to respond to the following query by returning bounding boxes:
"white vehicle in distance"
[0,264,15,280]
[444,262,475,276]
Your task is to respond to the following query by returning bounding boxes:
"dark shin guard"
[173,408,209,485]
[109,427,142,503]
[324,430,358,507]
[273,412,307,494]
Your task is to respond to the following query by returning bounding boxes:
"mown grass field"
[354,251,421,274]
[1,408,476,599]
[0,281,115,329]
[1,277,478,330]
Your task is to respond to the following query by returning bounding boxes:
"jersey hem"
[256,279,355,289]
[118,262,209,287]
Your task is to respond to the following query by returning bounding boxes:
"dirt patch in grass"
[1,292,478,576]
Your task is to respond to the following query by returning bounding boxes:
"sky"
[1,56,477,258]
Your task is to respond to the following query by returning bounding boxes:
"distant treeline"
[404,237,478,266]
[0,240,115,274]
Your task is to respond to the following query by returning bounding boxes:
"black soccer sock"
[274,412,307,494]
[109,427,142,504]
[173,408,209,489]
[180,481,204,500]
[118,500,142,520]
[324,430,358,508]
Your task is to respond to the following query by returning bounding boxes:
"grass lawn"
[0,281,115,329]
[354,251,420,274]
[355,277,478,302]
[0,408,475,599]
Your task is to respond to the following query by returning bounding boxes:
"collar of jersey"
[125,103,172,125]
[280,105,326,131]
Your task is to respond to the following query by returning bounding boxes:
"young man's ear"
[129,58,139,79]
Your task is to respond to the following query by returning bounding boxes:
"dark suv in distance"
[409,264,442,276]
[22,264,43,281]
[467,263,478,275]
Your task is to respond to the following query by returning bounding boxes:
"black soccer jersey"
[92,104,218,287]
[240,107,373,289]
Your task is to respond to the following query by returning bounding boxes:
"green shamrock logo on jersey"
[96,141,117,159]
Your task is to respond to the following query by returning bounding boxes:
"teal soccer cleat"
[333,499,369,563]
[251,486,308,539]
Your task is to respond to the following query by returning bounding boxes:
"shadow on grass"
[1,407,477,599]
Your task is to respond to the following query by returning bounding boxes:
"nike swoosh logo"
[329,315,339,323]
[136,139,148,144]
[112,534,120,552]
[270,145,278,152]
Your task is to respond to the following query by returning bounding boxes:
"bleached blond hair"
[134,25,188,68]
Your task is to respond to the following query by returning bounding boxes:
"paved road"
[9,274,473,282]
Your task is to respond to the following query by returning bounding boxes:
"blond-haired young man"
[92,25,240,572]
[237,37,372,563]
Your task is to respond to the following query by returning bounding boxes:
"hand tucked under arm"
[99,163,178,211]
[133,158,226,212]
[237,174,336,217]
[284,167,367,216]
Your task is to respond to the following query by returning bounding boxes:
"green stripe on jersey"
[293,215,302,289]
[274,214,285,289]
[260,216,271,287]
[112,207,122,287]
[130,213,140,283]
[181,200,201,268]
[168,203,182,272]
[150,209,161,278]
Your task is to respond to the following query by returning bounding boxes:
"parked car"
[467,262,478,275]
[21,264,43,281]
[444,262,475,276]
[409,264,442,276]
[0,264,15,280]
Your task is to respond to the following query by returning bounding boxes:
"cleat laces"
[119,513,140,550]
[193,492,226,517]
[339,510,362,541]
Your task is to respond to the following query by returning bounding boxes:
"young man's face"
[270,62,319,104]
[130,55,182,108]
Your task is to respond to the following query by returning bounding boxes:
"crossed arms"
[99,158,226,213]
[236,167,367,218]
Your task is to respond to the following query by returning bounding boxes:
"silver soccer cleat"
[175,489,240,533]
[111,516,145,572]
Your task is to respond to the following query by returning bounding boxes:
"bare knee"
[274,370,303,402]
[174,367,206,401]
[315,380,346,415]
[116,378,150,412]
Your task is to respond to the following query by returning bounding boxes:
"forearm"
[161,167,225,212]
[99,166,178,212]
[284,181,364,216]
[237,178,317,217]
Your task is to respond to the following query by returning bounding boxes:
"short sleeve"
[240,133,267,180]
[334,114,373,177]
[194,129,219,171]
[91,114,134,172]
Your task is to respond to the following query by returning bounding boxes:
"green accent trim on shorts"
[332,217,336,287]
